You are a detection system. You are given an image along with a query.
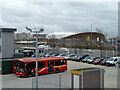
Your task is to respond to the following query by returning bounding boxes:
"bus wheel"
[56,69,59,73]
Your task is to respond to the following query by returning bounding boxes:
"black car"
[100,58,110,65]
[75,55,89,62]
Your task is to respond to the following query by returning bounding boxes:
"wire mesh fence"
[117,62,120,89]
[32,72,71,89]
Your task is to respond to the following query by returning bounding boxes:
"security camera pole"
[26,27,44,90]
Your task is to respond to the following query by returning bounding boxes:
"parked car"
[71,56,78,61]
[44,53,53,57]
[75,55,89,62]
[56,54,66,58]
[69,55,77,61]
[93,58,104,65]
[100,58,110,65]
[87,57,100,64]
[106,57,120,66]
[82,56,92,63]
[50,53,59,57]
[65,54,77,60]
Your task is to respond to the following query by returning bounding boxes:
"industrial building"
[0,28,17,58]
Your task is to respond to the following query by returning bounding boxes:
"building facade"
[0,28,16,58]
[62,32,105,48]
[15,33,32,41]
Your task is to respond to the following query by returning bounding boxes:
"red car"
[93,58,104,64]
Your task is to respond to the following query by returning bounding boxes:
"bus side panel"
[53,60,56,73]
[38,61,48,75]
[38,67,48,75]
[60,60,67,71]
[54,60,67,72]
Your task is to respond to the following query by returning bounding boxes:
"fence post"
[106,50,107,58]
[81,70,84,89]
[59,74,61,90]
[117,62,120,89]
[100,69,104,88]
[32,78,34,90]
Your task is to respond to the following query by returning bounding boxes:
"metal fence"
[32,73,71,89]
[32,69,104,89]
[57,48,114,58]
[117,62,120,89]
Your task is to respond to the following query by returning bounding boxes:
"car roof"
[110,57,120,59]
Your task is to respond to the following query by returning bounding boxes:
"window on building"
[39,50,41,53]
[0,46,1,53]
[0,31,1,38]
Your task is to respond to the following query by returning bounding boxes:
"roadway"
[2,61,118,88]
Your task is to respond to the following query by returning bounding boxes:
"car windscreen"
[85,56,91,59]
[108,58,115,61]
[95,58,101,61]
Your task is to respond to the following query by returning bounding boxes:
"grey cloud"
[1,2,118,37]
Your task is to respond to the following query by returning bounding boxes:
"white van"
[106,57,120,66]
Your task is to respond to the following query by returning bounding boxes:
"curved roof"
[46,32,76,39]
[63,32,105,38]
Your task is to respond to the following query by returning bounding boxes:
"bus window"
[16,61,24,72]
[32,62,36,69]
[55,60,66,66]
[38,61,45,68]
[61,60,66,65]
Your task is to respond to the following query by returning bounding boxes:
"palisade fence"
[32,73,71,89]
[117,62,120,89]
[55,48,114,58]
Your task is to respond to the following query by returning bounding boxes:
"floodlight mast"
[26,26,44,90]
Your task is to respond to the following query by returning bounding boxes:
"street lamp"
[25,26,44,90]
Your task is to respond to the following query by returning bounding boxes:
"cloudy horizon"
[1,1,118,37]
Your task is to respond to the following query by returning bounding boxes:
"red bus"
[13,57,67,77]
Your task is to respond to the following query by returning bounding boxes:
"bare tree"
[96,28,108,37]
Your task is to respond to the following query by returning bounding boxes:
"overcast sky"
[1,1,118,37]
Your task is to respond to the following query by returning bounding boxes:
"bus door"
[25,63,32,76]
[48,61,54,73]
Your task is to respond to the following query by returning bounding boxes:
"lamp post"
[25,27,44,90]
